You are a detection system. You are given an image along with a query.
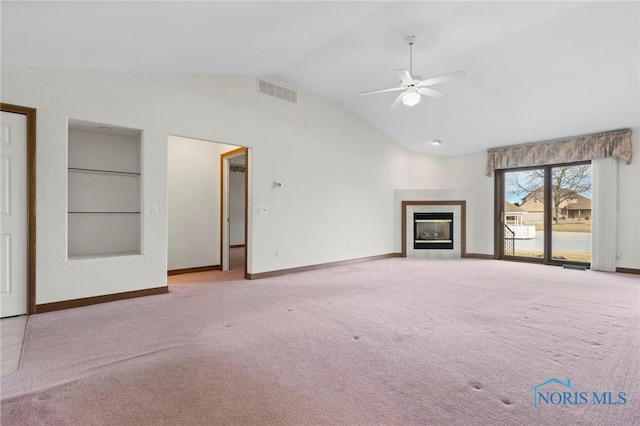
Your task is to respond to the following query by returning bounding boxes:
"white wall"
[248,96,399,272]
[167,136,237,270]
[1,66,411,304]
[444,152,495,255]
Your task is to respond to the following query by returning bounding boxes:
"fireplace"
[402,201,465,259]
[414,212,454,250]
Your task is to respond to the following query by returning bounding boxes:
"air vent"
[258,79,297,104]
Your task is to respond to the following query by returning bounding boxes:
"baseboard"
[35,286,169,314]
[230,245,245,248]
[247,253,397,280]
[616,267,640,275]
[167,265,221,276]
[463,253,496,259]
[391,252,403,257]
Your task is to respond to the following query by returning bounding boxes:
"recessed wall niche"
[67,119,142,259]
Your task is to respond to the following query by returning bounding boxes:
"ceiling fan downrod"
[406,35,416,79]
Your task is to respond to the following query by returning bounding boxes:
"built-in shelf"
[68,119,142,258]
[68,167,141,176]
[68,251,142,261]
[68,211,141,214]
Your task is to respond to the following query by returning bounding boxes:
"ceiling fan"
[360,36,465,108]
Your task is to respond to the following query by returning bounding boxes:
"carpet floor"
[168,247,246,285]
[1,258,638,425]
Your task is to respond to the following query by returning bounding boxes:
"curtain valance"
[485,129,632,177]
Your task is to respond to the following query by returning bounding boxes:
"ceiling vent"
[258,79,297,104]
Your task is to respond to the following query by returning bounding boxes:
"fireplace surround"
[401,200,466,259]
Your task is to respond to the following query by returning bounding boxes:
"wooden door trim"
[220,147,249,279]
[1,103,37,314]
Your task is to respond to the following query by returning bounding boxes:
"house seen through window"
[502,162,592,264]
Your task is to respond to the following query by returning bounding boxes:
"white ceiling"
[2,1,638,156]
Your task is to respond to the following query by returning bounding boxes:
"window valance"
[485,129,632,177]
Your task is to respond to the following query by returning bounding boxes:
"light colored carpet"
[1,259,638,425]
[169,247,246,285]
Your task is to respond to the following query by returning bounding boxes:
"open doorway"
[167,136,248,283]
[220,147,248,277]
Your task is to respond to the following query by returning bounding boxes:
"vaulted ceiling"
[2,1,638,156]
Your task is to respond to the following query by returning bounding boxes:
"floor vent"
[258,79,297,104]
[563,264,587,271]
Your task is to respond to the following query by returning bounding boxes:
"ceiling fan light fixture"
[402,90,421,106]
[359,36,464,109]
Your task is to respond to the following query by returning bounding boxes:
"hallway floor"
[168,247,246,286]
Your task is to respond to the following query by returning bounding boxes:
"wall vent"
[258,79,298,104]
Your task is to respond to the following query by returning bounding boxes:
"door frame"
[495,161,591,267]
[220,147,248,278]
[1,103,37,315]
[494,165,545,264]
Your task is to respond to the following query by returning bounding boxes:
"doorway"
[496,162,592,265]
[0,104,36,317]
[220,147,248,277]
[167,137,248,279]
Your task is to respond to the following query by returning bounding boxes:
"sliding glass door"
[498,162,591,265]
[549,164,592,263]
[503,168,544,258]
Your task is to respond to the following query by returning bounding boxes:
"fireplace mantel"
[401,200,467,258]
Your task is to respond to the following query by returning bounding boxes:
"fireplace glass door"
[414,213,454,250]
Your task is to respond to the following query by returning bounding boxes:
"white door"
[0,111,28,317]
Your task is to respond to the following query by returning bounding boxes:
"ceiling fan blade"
[389,91,405,109]
[417,87,447,99]
[395,69,413,84]
[360,86,405,96]
[417,70,465,88]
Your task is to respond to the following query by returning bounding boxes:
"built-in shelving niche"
[68,119,142,259]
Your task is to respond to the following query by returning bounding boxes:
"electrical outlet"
[275,249,280,258]
[347,243,351,250]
